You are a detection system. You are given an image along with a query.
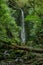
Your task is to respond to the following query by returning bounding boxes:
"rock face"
[15,0,28,8]
[9,0,28,8]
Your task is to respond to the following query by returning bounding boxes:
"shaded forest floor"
[0,54,43,65]
[0,44,43,65]
[0,57,43,65]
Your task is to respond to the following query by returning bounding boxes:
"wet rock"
[15,58,23,63]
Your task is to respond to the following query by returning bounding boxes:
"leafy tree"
[25,0,43,45]
[0,0,20,45]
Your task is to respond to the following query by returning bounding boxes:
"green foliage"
[0,0,43,64]
[25,14,40,22]
[0,0,20,45]
[24,0,43,45]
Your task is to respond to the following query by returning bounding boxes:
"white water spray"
[21,9,26,43]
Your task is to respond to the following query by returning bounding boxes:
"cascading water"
[20,9,26,43]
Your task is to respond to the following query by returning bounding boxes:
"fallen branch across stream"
[4,44,43,53]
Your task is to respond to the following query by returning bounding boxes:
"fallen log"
[5,44,43,53]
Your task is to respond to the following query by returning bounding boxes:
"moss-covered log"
[4,44,43,53]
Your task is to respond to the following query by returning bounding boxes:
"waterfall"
[20,9,26,43]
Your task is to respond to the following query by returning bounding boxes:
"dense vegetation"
[0,0,43,65]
